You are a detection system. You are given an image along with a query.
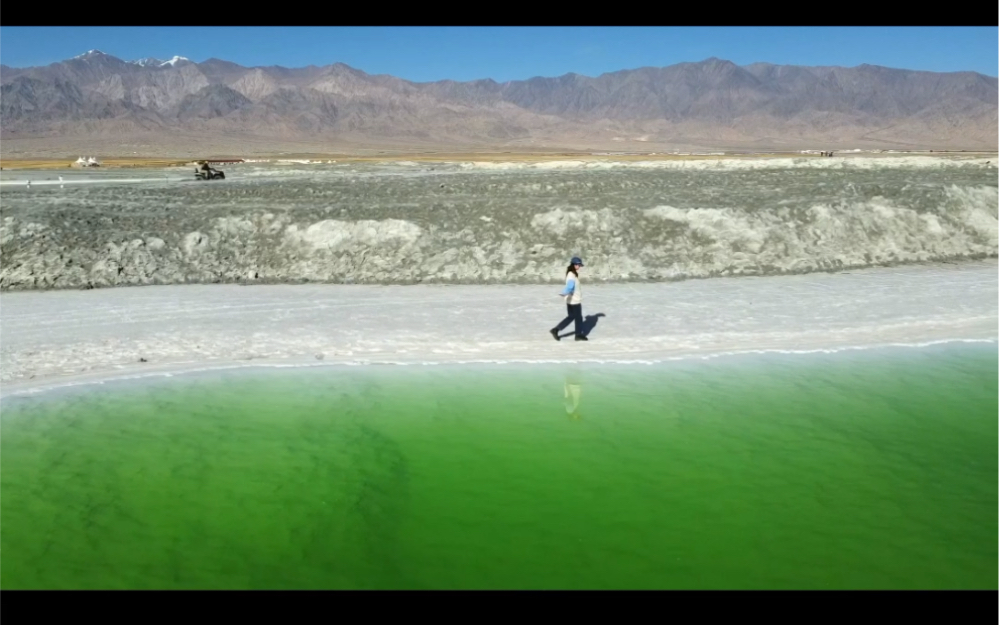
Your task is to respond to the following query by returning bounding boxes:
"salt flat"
[1,260,995,395]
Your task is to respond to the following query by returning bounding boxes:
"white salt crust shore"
[1,260,996,396]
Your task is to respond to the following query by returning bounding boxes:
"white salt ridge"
[522,185,998,276]
[454,156,996,171]
[285,219,422,249]
[1,260,994,396]
[6,155,991,188]
[151,156,999,182]
[0,177,188,186]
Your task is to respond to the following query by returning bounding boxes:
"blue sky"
[2,27,996,81]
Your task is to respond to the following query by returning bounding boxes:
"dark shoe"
[550,328,560,341]
[575,335,588,341]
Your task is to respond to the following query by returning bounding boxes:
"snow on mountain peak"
[130,57,164,67]
[126,55,192,68]
[73,49,107,59]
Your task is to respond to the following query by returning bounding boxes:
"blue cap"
[571,256,584,266]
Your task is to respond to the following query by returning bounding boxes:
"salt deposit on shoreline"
[1,260,995,396]
[2,157,996,291]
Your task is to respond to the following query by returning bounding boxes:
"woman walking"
[550,257,587,341]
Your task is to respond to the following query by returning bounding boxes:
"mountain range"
[1,50,996,154]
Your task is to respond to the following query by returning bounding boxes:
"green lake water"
[1,343,996,589]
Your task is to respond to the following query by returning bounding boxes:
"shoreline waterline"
[2,337,996,400]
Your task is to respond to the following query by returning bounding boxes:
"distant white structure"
[72,156,101,168]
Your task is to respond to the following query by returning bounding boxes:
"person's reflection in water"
[564,371,582,420]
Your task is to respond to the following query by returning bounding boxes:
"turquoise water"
[1,343,996,589]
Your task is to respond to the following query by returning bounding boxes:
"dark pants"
[555,303,583,337]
